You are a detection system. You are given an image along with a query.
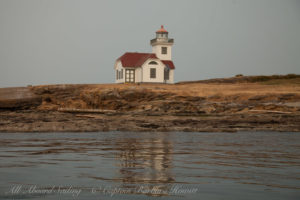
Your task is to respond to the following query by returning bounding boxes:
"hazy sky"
[0,0,299,87]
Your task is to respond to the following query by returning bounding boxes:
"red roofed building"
[115,25,175,83]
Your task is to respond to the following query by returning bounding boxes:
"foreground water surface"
[0,131,299,200]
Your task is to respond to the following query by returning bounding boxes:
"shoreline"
[0,110,299,133]
[1,75,300,133]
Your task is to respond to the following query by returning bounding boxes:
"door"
[125,69,135,83]
[164,67,170,81]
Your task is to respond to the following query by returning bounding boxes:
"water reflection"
[115,134,174,195]
[115,133,175,196]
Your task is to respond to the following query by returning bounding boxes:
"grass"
[32,74,300,103]
[80,81,300,102]
[259,77,300,85]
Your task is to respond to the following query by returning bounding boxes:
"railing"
[150,38,174,45]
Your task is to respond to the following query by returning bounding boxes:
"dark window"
[116,70,119,80]
[150,68,156,79]
[121,69,123,79]
[149,61,158,65]
[161,47,167,54]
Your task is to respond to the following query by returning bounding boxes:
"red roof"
[161,60,175,69]
[117,52,175,69]
[156,25,168,33]
[118,52,157,68]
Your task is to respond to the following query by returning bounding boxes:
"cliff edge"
[0,75,300,132]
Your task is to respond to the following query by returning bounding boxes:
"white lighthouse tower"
[150,25,174,60]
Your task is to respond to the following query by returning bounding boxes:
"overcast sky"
[0,0,299,87]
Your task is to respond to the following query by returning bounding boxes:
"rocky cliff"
[1,75,300,132]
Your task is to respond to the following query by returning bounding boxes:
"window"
[116,70,119,80]
[121,69,123,79]
[150,68,156,79]
[125,69,135,83]
[161,47,167,54]
[149,61,158,65]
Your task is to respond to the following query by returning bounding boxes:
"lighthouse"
[115,25,175,84]
[150,25,174,60]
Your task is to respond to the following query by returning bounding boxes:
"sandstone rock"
[0,87,42,109]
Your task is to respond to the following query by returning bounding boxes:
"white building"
[114,25,175,84]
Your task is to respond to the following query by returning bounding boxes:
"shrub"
[235,74,243,77]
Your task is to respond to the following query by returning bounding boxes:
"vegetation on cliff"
[0,75,299,132]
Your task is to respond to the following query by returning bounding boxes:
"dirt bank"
[1,75,300,132]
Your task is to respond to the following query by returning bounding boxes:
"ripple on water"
[0,131,299,199]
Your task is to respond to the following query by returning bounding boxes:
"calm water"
[0,132,299,200]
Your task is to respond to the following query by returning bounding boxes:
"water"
[0,132,299,200]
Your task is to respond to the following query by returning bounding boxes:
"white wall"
[141,59,165,83]
[115,60,124,83]
[166,69,174,84]
[152,44,172,60]
[135,67,141,83]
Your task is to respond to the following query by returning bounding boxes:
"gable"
[141,58,165,69]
